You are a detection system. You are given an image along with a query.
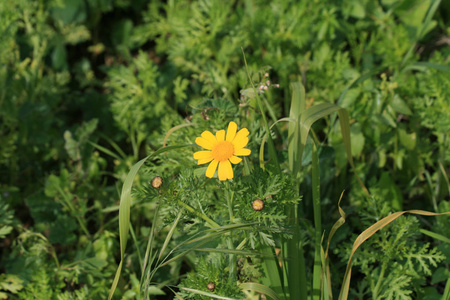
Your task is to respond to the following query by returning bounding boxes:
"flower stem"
[176,199,219,228]
[225,181,236,282]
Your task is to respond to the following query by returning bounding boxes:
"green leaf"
[108,144,194,300]
[338,209,450,300]
[431,267,450,284]
[391,95,412,115]
[350,123,364,158]
[0,274,23,294]
[64,131,79,161]
[288,82,306,178]
[398,128,416,150]
[239,282,281,300]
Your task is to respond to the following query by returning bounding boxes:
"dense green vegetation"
[1,0,449,299]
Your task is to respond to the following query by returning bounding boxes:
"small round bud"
[252,199,264,211]
[151,176,163,189]
[265,195,273,200]
[207,282,215,292]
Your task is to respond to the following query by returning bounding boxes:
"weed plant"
[0,0,449,299]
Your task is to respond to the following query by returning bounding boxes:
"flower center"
[212,141,234,162]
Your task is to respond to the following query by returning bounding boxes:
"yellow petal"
[229,156,242,164]
[218,160,233,180]
[201,131,217,144]
[198,157,214,165]
[232,136,248,150]
[226,122,237,141]
[233,128,249,144]
[205,160,219,178]
[234,148,251,156]
[195,137,214,150]
[216,130,225,142]
[193,151,213,160]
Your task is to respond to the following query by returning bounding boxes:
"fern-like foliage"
[0,197,14,239]
[178,257,243,299]
[339,211,446,299]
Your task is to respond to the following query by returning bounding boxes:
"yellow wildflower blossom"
[193,122,251,180]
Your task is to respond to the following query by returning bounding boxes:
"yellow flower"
[193,122,251,180]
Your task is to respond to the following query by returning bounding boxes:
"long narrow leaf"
[158,210,184,262]
[312,144,322,300]
[108,144,193,300]
[288,82,305,178]
[337,110,370,196]
[181,288,239,300]
[260,245,285,298]
[259,117,295,169]
[420,229,450,244]
[239,282,281,300]
[163,123,196,147]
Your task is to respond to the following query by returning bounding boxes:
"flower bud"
[252,199,264,211]
[151,176,163,189]
[207,282,215,292]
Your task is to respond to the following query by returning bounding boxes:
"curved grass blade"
[401,62,450,74]
[259,117,295,170]
[338,209,450,300]
[239,282,281,300]
[163,123,196,147]
[180,287,239,300]
[158,223,255,268]
[108,144,193,300]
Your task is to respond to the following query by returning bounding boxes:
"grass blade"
[88,141,123,161]
[259,117,295,170]
[157,210,184,262]
[288,82,305,179]
[311,143,322,300]
[337,109,370,196]
[260,245,285,298]
[108,144,193,300]
[419,229,450,244]
[239,282,281,300]
[180,288,239,300]
[163,123,196,147]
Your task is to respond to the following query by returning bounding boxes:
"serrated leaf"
[0,274,23,294]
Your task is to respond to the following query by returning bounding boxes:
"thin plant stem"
[312,143,322,300]
[129,224,142,274]
[241,48,280,174]
[225,181,236,282]
[372,262,387,299]
[176,199,220,228]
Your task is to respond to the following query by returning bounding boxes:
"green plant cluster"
[1,0,449,299]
